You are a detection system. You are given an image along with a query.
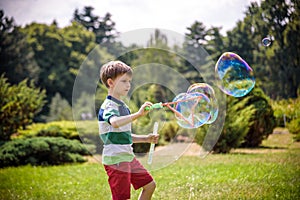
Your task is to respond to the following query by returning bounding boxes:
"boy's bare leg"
[138,181,156,200]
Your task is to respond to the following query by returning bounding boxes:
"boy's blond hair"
[100,61,133,88]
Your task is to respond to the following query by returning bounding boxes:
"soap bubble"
[187,83,218,124]
[215,52,255,97]
[262,37,271,47]
[172,92,211,129]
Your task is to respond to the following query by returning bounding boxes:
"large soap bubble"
[215,52,255,97]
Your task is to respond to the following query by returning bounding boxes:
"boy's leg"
[104,163,131,200]
[138,181,156,200]
[130,158,156,200]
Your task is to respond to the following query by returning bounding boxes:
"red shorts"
[104,158,153,200]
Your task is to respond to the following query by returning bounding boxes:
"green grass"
[1,133,300,200]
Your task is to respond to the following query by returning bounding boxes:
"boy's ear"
[107,78,114,87]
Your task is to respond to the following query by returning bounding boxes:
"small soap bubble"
[262,37,271,47]
[215,52,255,97]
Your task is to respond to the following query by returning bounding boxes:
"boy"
[98,60,159,200]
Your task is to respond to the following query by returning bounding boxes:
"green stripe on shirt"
[102,153,135,165]
[100,131,132,145]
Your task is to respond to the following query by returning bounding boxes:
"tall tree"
[73,6,118,44]
[21,22,96,109]
[184,21,220,84]
[245,0,300,99]
[0,10,39,84]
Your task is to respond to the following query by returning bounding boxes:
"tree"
[21,22,97,117]
[44,93,73,122]
[73,6,118,44]
[0,75,46,141]
[245,0,300,99]
[225,20,256,65]
[184,21,220,84]
[0,10,40,85]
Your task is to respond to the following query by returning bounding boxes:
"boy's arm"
[109,102,152,128]
[132,133,159,144]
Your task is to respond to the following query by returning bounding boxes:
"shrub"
[0,137,90,167]
[271,96,300,127]
[44,93,73,122]
[18,121,102,154]
[0,75,46,141]
[196,87,275,153]
[287,118,300,141]
[18,121,79,140]
[213,103,255,153]
[240,88,276,147]
[159,120,180,142]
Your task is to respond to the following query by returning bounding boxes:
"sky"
[0,0,258,36]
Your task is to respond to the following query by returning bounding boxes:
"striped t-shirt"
[98,96,134,165]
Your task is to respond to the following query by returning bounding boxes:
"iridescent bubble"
[187,83,218,124]
[262,37,271,47]
[172,92,211,129]
[215,52,255,97]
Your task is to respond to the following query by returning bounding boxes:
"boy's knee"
[144,181,156,192]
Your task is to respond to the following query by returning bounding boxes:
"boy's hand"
[137,101,153,116]
[147,133,159,144]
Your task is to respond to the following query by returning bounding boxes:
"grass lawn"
[1,130,299,200]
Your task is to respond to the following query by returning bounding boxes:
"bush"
[240,88,276,147]
[197,87,275,153]
[159,120,180,142]
[0,137,90,167]
[271,96,300,127]
[18,121,102,154]
[19,121,79,140]
[0,75,46,141]
[287,118,300,141]
[44,93,73,122]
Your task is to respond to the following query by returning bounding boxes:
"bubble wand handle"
[147,122,159,165]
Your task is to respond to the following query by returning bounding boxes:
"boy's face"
[108,73,132,98]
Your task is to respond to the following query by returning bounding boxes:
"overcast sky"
[0,0,258,35]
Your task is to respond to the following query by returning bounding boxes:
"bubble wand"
[148,122,159,165]
[145,95,203,127]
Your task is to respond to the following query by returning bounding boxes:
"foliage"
[18,121,79,140]
[44,93,73,122]
[72,92,96,121]
[0,10,40,85]
[17,121,102,154]
[199,87,275,153]
[0,75,46,141]
[0,137,90,167]
[235,0,300,99]
[21,21,97,117]
[73,6,118,44]
[214,102,255,153]
[1,0,299,155]
[239,87,276,147]
[287,118,300,141]
[271,96,300,127]
[159,120,180,142]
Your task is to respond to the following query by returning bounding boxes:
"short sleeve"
[101,102,119,124]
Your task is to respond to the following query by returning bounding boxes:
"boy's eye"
[121,80,131,83]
